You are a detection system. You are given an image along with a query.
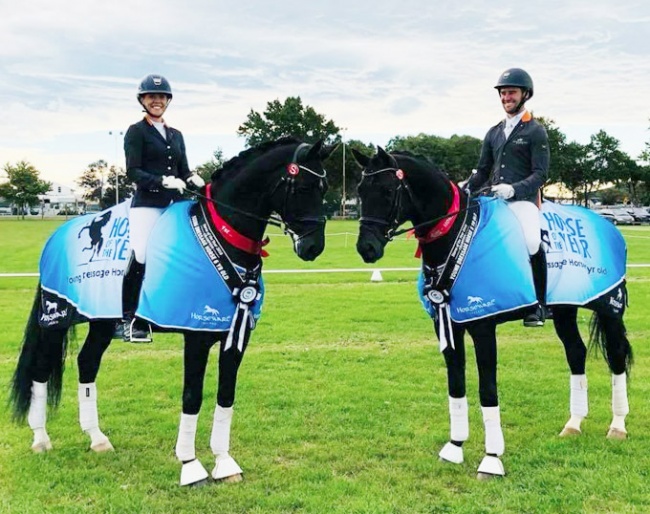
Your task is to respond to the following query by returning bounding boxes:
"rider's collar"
[416,181,460,244]
[204,183,269,257]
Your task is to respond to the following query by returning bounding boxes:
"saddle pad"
[136,201,265,332]
[39,201,131,320]
[418,197,536,323]
[418,198,626,324]
[542,201,626,305]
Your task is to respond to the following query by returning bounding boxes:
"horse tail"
[9,283,71,422]
[588,311,634,376]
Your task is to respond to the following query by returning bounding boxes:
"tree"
[0,161,51,219]
[237,97,341,147]
[77,160,133,209]
[77,160,107,205]
[386,133,482,183]
[587,130,629,186]
[193,149,226,183]
[536,116,568,186]
[103,165,135,208]
[558,142,593,206]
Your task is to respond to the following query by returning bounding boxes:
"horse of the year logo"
[77,211,112,262]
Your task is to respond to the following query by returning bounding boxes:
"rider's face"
[141,94,169,118]
[499,88,524,116]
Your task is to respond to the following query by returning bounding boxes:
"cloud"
[0,0,649,186]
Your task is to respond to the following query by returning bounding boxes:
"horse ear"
[306,139,324,160]
[377,146,390,163]
[351,148,370,168]
[319,142,339,161]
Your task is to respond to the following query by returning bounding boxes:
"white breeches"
[508,201,541,255]
[129,207,165,263]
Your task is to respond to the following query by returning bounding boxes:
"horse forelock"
[211,137,304,183]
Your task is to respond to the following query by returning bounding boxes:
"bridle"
[359,155,420,241]
[359,155,488,242]
[189,142,327,244]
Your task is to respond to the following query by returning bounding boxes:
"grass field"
[1,217,650,513]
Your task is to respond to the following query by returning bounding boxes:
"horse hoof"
[180,459,209,487]
[31,440,53,453]
[476,455,505,479]
[438,442,464,464]
[91,439,114,452]
[607,427,627,440]
[220,474,243,484]
[559,426,582,437]
[212,455,243,482]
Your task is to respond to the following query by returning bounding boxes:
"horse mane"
[211,136,303,181]
[391,151,449,180]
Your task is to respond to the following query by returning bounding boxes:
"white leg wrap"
[449,396,469,442]
[612,373,629,417]
[28,381,48,430]
[570,374,588,418]
[481,406,504,457]
[210,405,233,457]
[28,381,51,451]
[78,383,111,449]
[175,413,199,462]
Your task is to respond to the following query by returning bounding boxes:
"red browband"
[205,183,269,257]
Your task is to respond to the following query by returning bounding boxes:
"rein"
[391,186,493,238]
[360,158,492,241]
[185,143,327,254]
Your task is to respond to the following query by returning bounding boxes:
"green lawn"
[1,218,649,513]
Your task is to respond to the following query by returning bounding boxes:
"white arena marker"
[370,270,383,282]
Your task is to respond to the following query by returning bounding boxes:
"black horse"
[353,147,633,479]
[10,137,335,486]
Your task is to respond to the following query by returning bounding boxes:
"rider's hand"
[161,176,186,193]
[491,184,514,200]
[186,174,205,188]
[458,180,470,195]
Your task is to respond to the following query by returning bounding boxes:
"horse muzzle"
[356,222,387,263]
[285,219,326,261]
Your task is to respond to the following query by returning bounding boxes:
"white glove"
[491,184,514,200]
[161,175,186,193]
[186,173,205,188]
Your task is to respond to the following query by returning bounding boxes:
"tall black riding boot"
[121,252,152,343]
[524,248,547,328]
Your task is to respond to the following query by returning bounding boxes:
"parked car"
[595,208,635,225]
[624,207,650,224]
[0,207,11,216]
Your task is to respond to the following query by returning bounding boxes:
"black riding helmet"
[494,68,534,100]
[137,74,173,102]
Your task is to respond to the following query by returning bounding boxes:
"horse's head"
[210,137,336,261]
[352,147,405,263]
[352,146,457,264]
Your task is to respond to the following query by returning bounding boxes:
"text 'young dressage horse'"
[353,147,632,479]
[11,137,335,486]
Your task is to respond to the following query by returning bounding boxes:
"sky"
[1,0,649,188]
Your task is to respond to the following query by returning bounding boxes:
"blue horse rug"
[39,199,264,332]
[418,198,626,324]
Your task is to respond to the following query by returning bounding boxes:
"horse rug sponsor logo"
[190,304,232,324]
[40,300,68,324]
[455,295,496,314]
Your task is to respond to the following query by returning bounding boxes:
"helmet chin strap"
[139,96,171,119]
[513,89,530,114]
